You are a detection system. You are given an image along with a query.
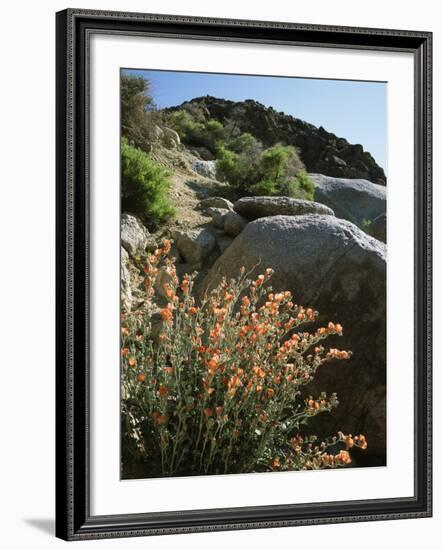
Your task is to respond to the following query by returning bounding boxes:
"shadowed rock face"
[200,215,386,457]
[369,213,387,243]
[169,96,386,185]
[310,173,386,229]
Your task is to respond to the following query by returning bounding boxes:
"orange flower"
[137,373,146,383]
[271,457,280,469]
[121,327,129,336]
[252,366,266,379]
[128,357,137,367]
[207,355,219,373]
[121,347,129,356]
[160,305,173,322]
[253,274,265,287]
[163,366,174,374]
[209,324,223,343]
[162,283,176,300]
[215,406,224,417]
[322,453,335,466]
[158,385,169,397]
[162,239,171,254]
[267,388,275,398]
[203,408,213,417]
[188,306,198,315]
[180,278,189,293]
[154,413,169,425]
[358,434,368,450]
[227,375,242,395]
[335,450,352,465]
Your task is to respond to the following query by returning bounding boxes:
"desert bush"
[169,109,224,153]
[281,171,315,201]
[121,240,367,478]
[216,140,311,199]
[215,141,258,190]
[121,138,175,225]
[121,74,162,152]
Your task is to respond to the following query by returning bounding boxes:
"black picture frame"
[55,8,432,541]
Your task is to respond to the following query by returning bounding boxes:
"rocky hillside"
[169,96,386,185]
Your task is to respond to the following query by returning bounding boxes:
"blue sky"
[122,68,387,170]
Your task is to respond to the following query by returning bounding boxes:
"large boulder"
[201,215,386,458]
[198,196,234,211]
[234,196,334,220]
[310,174,386,228]
[121,213,156,257]
[171,227,216,267]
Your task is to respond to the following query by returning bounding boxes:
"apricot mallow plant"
[121,240,367,478]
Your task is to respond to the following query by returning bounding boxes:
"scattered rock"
[192,159,217,179]
[198,197,234,211]
[153,125,164,141]
[201,214,387,455]
[234,196,334,220]
[224,211,248,236]
[121,213,156,257]
[310,173,386,229]
[162,127,181,148]
[207,207,229,229]
[171,227,216,266]
[369,213,387,243]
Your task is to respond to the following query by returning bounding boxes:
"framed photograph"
[55,9,432,541]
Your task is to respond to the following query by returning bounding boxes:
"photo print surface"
[119,69,387,480]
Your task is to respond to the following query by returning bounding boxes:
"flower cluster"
[121,241,366,478]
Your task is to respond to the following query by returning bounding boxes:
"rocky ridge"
[170,96,386,184]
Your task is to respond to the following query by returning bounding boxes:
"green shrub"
[169,110,224,153]
[259,145,295,183]
[121,138,175,224]
[225,132,260,154]
[215,142,258,190]
[216,140,309,198]
[282,171,315,200]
